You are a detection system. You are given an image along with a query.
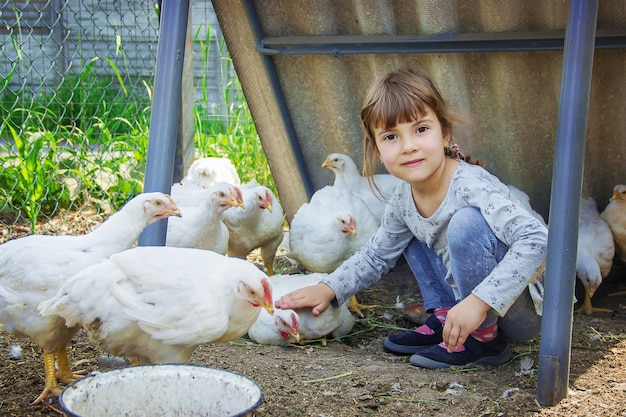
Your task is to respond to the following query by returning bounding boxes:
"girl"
[276,68,547,369]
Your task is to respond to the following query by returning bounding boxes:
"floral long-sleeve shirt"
[320,161,548,317]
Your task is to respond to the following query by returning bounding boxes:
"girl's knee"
[448,207,488,248]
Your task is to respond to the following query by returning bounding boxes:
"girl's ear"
[443,129,452,145]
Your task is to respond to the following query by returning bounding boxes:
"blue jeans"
[403,207,541,343]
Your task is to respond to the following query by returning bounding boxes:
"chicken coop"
[191,0,624,406]
[1,0,626,411]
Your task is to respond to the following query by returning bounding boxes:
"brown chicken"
[601,184,626,263]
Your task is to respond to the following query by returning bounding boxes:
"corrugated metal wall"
[212,0,626,223]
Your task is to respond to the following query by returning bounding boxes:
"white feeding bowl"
[59,364,263,417]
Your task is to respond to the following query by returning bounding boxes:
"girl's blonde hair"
[360,68,481,186]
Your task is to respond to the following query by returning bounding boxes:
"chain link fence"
[0,1,267,241]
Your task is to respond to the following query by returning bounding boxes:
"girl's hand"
[275,283,336,316]
[442,294,491,352]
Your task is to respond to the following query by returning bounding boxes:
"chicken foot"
[349,295,378,318]
[574,289,613,314]
[56,346,87,384]
[32,351,63,404]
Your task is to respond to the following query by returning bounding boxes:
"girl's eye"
[416,126,428,134]
[383,133,397,141]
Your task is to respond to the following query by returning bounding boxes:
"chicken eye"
[154,200,163,206]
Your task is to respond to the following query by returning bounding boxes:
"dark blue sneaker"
[409,332,511,369]
[383,314,443,354]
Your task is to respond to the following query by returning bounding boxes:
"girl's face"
[374,107,450,187]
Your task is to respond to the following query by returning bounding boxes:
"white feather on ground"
[0,192,181,403]
[166,182,244,254]
[247,273,355,346]
[575,197,615,314]
[222,181,285,275]
[39,246,273,365]
[322,152,401,221]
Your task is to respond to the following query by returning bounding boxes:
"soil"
[1,211,625,417]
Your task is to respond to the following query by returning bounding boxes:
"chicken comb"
[234,185,243,202]
[165,194,176,205]
[263,189,273,212]
[290,311,299,333]
[261,276,273,304]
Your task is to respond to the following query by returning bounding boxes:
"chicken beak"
[262,302,274,316]
[292,331,301,343]
[166,207,182,218]
[163,195,183,217]
[348,216,357,236]
[229,187,246,209]
[321,158,332,168]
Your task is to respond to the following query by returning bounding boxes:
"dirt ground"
[1,214,625,416]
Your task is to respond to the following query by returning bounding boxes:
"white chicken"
[0,192,181,403]
[575,197,615,314]
[248,273,355,346]
[288,185,378,273]
[222,181,285,275]
[170,157,240,206]
[39,246,274,365]
[183,157,241,188]
[288,185,379,316]
[322,152,401,221]
[170,182,208,207]
[166,182,244,254]
[289,209,358,273]
[601,184,626,264]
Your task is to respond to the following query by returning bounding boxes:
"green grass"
[0,22,274,233]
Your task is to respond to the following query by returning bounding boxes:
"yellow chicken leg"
[348,295,378,318]
[575,289,613,314]
[266,263,275,276]
[32,351,63,404]
[56,346,86,384]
